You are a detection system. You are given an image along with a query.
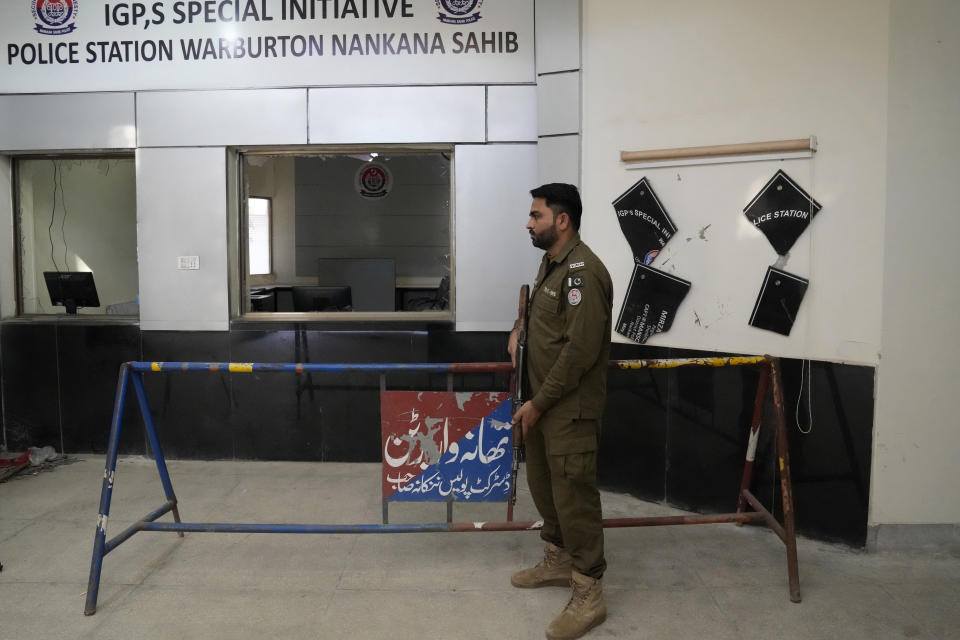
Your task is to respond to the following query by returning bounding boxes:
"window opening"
[240,150,452,316]
[248,196,272,276]
[14,156,138,316]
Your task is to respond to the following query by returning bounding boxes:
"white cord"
[795,359,813,434]
[796,156,816,436]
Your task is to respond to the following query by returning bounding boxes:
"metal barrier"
[84,356,799,615]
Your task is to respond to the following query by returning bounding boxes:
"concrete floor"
[1,456,958,640]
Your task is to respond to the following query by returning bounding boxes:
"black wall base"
[0,321,873,547]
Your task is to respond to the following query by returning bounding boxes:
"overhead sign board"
[2,0,534,93]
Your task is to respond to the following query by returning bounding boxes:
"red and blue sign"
[381,391,512,502]
[33,0,78,36]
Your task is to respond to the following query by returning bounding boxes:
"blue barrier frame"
[84,360,515,615]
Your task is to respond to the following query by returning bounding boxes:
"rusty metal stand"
[610,355,800,603]
[736,358,801,602]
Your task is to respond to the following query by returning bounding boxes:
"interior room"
[242,150,451,314]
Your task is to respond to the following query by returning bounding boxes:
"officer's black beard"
[531,220,558,250]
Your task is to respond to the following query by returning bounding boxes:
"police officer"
[509,183,613,640]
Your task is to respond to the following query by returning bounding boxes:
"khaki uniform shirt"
[526,233,613,422]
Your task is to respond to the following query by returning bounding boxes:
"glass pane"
[242,151,451,313]
[248,197,271,275]
[16,158,138,315]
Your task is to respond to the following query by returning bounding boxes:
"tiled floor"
[1,456,957,639]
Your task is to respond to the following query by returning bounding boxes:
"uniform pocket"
[532,291,561,313]
[544,418,599,456]
[561,451,596,481]
[530,291,564,342]
[548,434,596,455]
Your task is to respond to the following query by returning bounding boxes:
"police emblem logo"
[354,162,392,199]
[567,288,582,306]
[435,0,483,24]
[32,0,79,36]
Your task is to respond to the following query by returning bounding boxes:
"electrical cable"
[48,159,60,272]
[795,360,813,435]
[795,154,816,435]
[793,360,813,435]
[58,159,69,270]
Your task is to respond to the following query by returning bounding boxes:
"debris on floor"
[0,447,80,482]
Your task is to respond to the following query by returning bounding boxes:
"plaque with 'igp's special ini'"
[612,177,678,266]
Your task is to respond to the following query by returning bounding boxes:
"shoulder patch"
[569,261,586,270]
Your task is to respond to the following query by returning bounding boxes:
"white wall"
[308,87,485,144]
[581,0,889,366]
[454,144,540,331]
[0,156,13,317]
[294,155,450,279]
[0,94,135,150]
[136,148,229,331]
[871,0,960,526]
[535,0,580,74]
[535,0,581,188]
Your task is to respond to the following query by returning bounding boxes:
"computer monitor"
[43,271,100,315]
[291,285,352,312]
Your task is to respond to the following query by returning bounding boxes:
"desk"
[251,279,446,313]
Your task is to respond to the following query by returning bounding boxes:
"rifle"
[508,284,529,512]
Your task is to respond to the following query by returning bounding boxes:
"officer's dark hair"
[530,183,582,231]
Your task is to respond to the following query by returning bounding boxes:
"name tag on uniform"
[569,261,586,270]
[543,286,558,298]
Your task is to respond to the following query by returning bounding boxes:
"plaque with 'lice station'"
[743,170,822,256]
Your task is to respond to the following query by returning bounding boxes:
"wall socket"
[177,255,199,270]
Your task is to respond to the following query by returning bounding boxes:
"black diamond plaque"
[612,177,678,265]
[616,264,691,344]
[748,266,809,336]
[743,170,822,256]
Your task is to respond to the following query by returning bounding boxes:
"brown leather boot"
[510,542,572,588]
[545,571,607,640]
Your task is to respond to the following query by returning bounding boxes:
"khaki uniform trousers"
[524,416,606,579]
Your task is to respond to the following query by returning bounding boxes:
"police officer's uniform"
[524,232,613,579]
